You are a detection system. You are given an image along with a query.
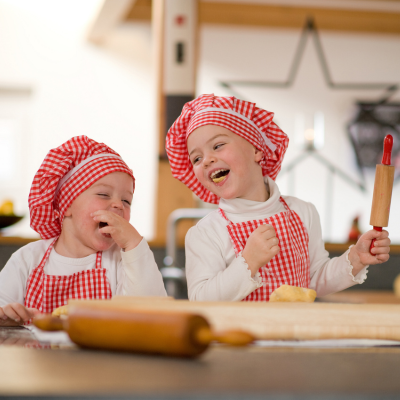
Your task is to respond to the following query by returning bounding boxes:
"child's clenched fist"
[242,224,280,277]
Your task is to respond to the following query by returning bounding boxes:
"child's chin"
[217,190,237,200]
[94,236,114,251]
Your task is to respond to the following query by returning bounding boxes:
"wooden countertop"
[320,290,400,304]
[325,242,400,254]
[2,294,400,398]
[1,338,400,397]
[0,236,39,245]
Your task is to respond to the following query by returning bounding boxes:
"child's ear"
[64,207,72,217]
[254,148,264,163]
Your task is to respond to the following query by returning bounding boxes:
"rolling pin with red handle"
[33,304,254,358]
[369,134,394,254]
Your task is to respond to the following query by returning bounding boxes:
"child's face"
[187,125,266,201]
[63,172,134,252]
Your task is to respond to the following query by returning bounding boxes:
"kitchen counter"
[1,326,400,399]
[1,236,400,253]
[326,242,400,254]
[320,290,400,304]
[0,236,38,245]
[1,238,400,299]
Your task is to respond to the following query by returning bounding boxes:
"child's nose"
[203,154,216,167]
[110,200,123,211]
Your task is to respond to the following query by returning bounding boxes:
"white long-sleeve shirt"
[0,238,167,306]
[185,176,368,301]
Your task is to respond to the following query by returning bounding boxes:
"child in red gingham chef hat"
[166,94,391,302]
[29,135,135,240]
[0,136,166,324]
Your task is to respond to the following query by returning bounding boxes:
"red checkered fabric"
[219,197,310,301]
[29,136,134,239]
[24,239,112,313]
[166,94,289,204]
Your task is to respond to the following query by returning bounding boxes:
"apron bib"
[219,197,310,301]
[25,238,112,313]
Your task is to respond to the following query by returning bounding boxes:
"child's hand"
[92,210,142,252]
[242,224,280,276]
[349,229,391,276]
[0,303,40,326]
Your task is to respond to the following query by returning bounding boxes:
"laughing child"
[0,136,166,324]
[166,94,391,301]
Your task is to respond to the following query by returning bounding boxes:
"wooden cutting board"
[68,298,400,341]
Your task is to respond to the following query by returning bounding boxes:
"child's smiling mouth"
[210,169,230,183]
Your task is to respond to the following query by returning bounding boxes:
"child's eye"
[192,156,201,164]
[123,200,131,206]
[98,193,109,197]
[214,143,225,150]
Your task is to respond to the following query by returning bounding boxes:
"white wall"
[1,0,399,244]
[197,25,400,242]
[0,0,157,239]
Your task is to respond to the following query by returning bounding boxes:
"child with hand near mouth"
[0,136,166,325]
[166,94,391,301]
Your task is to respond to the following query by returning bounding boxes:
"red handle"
[381,135,393,166]
[369,226,382,255]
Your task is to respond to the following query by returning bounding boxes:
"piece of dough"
[269,285,316,302]
[52,305,69,317]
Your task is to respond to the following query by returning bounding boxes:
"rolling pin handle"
[381,135,393,166]
[369,226,383,255]
[33,314,65,331]
[213,330,255,346]
[194,327,255,347]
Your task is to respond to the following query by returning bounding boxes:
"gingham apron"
[219,197,310,301]
[24,239,112,313]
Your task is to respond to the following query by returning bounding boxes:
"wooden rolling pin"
[370,134,394,254]
[33,303,254,357]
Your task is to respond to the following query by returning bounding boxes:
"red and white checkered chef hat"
[166,94,289,204]
[29,136,134,239]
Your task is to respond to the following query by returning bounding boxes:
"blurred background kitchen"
[0,0,399,298]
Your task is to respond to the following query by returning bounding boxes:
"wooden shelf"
[125,0,400,35]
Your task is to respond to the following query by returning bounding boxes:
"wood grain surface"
[370,164,395,227]
[1,345,400,396]
[69,299,400,341]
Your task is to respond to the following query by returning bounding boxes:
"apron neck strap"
[37,238,58,270]
[218,208,232,224]
[218,196,290,224]
[37,238,103,270]
[278,197,290,211]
